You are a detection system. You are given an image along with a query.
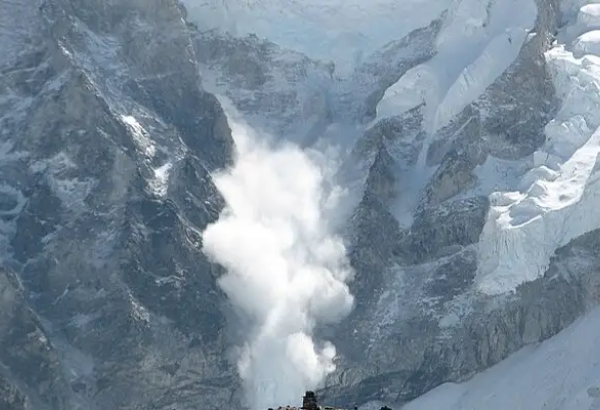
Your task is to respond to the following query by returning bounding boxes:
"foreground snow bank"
[402,306,600,410]
[477,4,600,295]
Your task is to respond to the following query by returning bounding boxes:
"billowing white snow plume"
[202,113,354,409]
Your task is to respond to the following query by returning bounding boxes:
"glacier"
[477,3,600,295]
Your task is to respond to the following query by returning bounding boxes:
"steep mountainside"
[2,0,600,409]
[1,1,236,409]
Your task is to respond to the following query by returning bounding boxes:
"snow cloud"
[202,114,354,409]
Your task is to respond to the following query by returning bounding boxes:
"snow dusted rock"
[193,32,336,143]
[0,267,68,408]
[1,0,237,408]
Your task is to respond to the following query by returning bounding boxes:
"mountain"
[2,0,600,409]
[1,1,235,408]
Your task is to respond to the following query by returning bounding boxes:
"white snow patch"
[438,312,461,328]
[48,178,96,210]
[148,162,172,197]
[477,20,600,295]
[573,30,600,57]
[561,2,600,43]
[128,292,151,323]
[470,155,528,199]
[402,306,600,410]
[33,153,97,212]
[182,0,449,77]
[377,0,537,134]
[390,165,436,228]
[578,3,600,25]
[121,115,156,157]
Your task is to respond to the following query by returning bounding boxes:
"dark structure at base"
[267,391,392,410]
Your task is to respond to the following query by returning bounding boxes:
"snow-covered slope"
[376,0,537,133]
[401,306,600,410]
[0,0,41,68]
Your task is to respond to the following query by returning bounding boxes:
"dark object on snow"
[269,390,352,410]
[302,391,319,410]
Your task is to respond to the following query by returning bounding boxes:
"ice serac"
[376,0,538,132]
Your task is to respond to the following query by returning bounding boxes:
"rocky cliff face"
[1,1,238,408]
[2,0,600,409]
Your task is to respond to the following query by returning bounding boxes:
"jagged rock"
[347,20,443,122]
[1,1,237,408]
[354,105,425,171]
[479,0,559,159]
[0,374,29,410]
[400,196,490,264]
[421,110,487,206]
[345,193,402,310]
[0,268,68,408]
